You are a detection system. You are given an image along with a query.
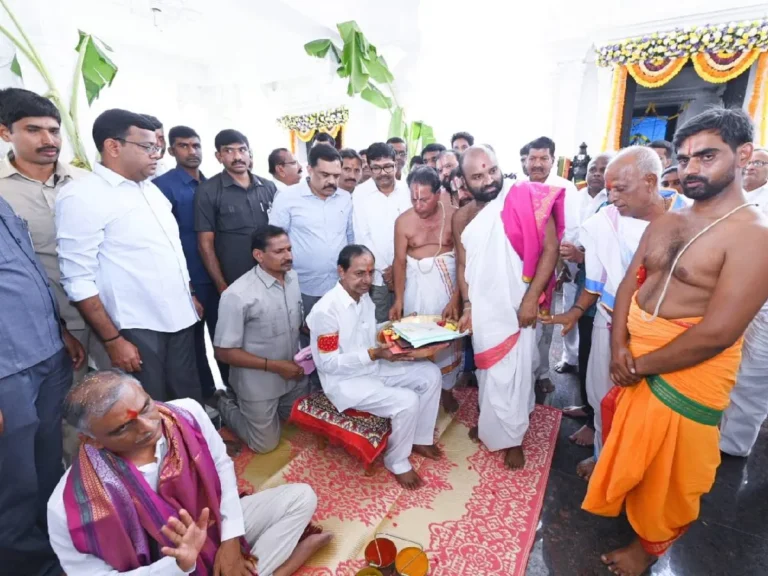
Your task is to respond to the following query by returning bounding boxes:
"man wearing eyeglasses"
[742,148,768,209]
[386,137,408,180]
[353,142,412,322]
[268,148,303,193]
[195,129,277,294]
[56,109,203,404]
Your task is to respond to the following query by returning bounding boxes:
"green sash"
[647,374,723,426]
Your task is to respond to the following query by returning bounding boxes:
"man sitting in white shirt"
[307,245,443,490]
[48,370,331,576]
[352,143,412,322]
[56,109,204,402]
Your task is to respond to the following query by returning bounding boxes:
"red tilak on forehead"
[482,163,486,168]
[126,409,138,420]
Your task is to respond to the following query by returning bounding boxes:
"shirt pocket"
[218,204,250,232]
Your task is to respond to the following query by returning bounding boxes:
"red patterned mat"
[224,387,561,575]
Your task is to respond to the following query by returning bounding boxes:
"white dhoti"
[325,361,442,474]
[586,310,612,457]
[243,483,317,576]
[463,185,535,451]
[560,278,580,366]
[720,307,768,457]
[403,252,462,391]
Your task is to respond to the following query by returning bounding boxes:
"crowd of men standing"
[2,82,768,576]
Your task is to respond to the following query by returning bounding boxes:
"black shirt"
[195,171,276,285]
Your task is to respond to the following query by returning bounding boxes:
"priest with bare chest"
[389,166,461,412]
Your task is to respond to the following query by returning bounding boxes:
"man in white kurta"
[48,372,329,576]
[307,246,442,489]
[523,137,579,384]
[720,152,768,456]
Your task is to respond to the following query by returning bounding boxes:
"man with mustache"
[455,146,564,470]
[386,137,407,181]
[359,148,372,184]
[353,142,412,322]
[582,108,768,576]
[524,136,579,392]
[214,226,309,454]
[270,144,353,322]
[155,126,224,402]
[421,143,446,169]
[308,245,443,489]
[449,166,474,208]
[268,148,303,193]
[0,88,94,379]
[720,146,768,458]
[57,109,203,404]
[338,148,363,193]
[196,129,277,293]
[389,166,461,413]
[544,148,687,481]
[48,370,330,575]
[436,149,460,207]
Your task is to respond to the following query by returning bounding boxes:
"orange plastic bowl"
[395,547,429,576]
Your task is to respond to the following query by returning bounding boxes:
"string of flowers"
[613,67,627,151]
[601,66,628,151]
[748,52,768,120]
[601,66,622,151]
[277,106,349,133]
[626,56,689,88]
[596,19,768,67]
[692,50,761,83]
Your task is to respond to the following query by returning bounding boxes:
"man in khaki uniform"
[214,225,308,453]
[0,88,108,378]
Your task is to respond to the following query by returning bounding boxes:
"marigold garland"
[597,19,768,67]
[748,53,768,119]
[626,56,689,88]
[692,49,761,83]
[601,66,622,151]
[613,67,628,151]
[762,72,768,146]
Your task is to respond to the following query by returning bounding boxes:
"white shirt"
[352,178,411,285]
[47,399,244,576]
[56,164,198,332]
[570,187,609,247]
[307,282,405,411]
[151,159,172,180]
[747,182,768,212]
[273,178,288,194]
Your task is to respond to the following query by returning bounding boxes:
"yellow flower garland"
[626,56,689,88]
[602,66,622,151]
[692,50,761,83]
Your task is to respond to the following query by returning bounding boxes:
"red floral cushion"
[289,392,391,466]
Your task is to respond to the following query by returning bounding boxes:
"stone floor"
[524,321,768,576]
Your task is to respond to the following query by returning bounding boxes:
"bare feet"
[468,425,480,442]
[554,361,577,374]
[504,446,525,470]
[412,444,443,460]
[562,405,589,418]
[576,456,596,481]
[441,389,460,413]
[568,424,595,447]
[536,378,555,394]
[601,538,657,576]
[394,469,424,489]
[273,533,334,576]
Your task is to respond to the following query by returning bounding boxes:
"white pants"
[477,328,536,451]
[534,323,552,381]
[560,282,580,366]
[720,313,768,457]
[243,484,317,576]
[586,313,612,457]
[329,361,442,475]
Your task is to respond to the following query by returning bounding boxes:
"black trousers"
[121,325,202,403]
[578,314,595,428]
[193,282,229,397]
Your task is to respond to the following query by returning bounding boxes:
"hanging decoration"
[277,106,349,141]
[692,50,762,83]
[626,56,689,88]
[601,66,628,152]
[596,19,768,67]
[747,52,768,144]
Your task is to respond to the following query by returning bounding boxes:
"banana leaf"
[75,32,117,105]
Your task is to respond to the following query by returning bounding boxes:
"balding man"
[556,153,613,448]
[48,370,331,576]
[720,146,768,457]
[742,147,768,208]
[268,148,302,193]
[457,146,564,469]
[545,146,687,479]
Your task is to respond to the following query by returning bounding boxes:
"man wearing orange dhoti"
[583,108,768,576]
